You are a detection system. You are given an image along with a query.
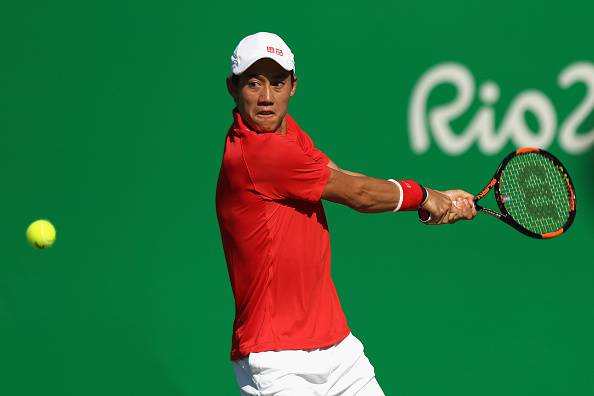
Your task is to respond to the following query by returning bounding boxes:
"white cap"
[230,32,295,76]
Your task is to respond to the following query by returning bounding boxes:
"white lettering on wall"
[409,62,594,155]
[559,63,594,154]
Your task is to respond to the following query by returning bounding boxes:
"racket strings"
[499,153,571,234]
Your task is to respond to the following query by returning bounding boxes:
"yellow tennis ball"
[26,220,56,249]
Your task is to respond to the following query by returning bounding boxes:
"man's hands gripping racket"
[419,189,477,224]
[418,148,577,239]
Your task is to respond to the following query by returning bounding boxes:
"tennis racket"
[418,147,576,239]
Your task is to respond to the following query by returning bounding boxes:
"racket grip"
[418,208,431,223]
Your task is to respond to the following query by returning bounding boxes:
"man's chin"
[251,117,281,133]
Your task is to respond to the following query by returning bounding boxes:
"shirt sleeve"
[296,128,330,166]
[242,133,331,202]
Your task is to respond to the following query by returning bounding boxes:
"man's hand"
[420,188,477,224]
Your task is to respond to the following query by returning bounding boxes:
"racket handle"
[418,208,431,223]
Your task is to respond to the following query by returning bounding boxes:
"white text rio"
[409,62,594,155]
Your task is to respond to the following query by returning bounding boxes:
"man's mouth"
[256,110,275,117]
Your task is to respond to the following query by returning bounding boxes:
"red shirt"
[216,110,350,360]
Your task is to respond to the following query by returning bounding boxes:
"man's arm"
[321,167,476,224]
[327,159,366,177]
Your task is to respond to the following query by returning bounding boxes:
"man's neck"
[275,117,287,135]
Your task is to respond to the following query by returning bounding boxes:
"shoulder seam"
[275,133,326,164]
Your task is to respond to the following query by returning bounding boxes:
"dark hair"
[229,71,295,88]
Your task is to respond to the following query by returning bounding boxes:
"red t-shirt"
[216,110,350,360]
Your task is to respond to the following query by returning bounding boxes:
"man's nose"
[258,84,273,104]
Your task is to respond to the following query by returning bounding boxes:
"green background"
[1,1,592,395]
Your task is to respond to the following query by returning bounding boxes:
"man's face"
[228,58,297,133]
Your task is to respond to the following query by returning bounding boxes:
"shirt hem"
[230,327,351,361]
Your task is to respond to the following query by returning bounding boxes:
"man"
[216,32,476,396]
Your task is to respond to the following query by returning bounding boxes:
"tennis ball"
[26,219,56,249]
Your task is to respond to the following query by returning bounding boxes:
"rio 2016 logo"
[409,62,594,155]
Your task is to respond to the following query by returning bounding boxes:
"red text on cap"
[266,46,283,56]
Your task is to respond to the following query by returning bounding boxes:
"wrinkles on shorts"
[233,333,381,396]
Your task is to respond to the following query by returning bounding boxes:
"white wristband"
[387,179,403,212]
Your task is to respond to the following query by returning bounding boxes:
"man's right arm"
[326,159,366,177]
[321,168,476,224]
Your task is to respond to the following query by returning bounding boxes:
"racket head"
[491,147,576,239]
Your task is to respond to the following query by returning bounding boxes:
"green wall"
[1,1,592,395]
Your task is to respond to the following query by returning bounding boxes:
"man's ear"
[290,76,298,97]
[226,77,237,102]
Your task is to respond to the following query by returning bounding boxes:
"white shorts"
[233,333,385,396]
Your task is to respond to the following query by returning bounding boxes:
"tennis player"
[216,32,477,396]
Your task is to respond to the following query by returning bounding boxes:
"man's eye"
[272,81,285,87]
[247,81,259,88]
